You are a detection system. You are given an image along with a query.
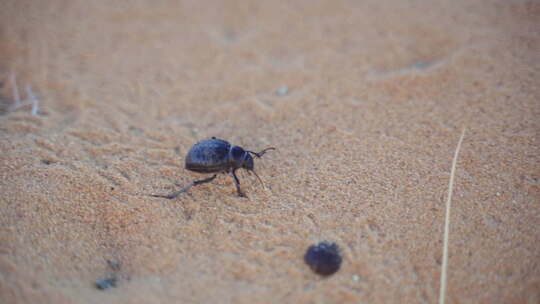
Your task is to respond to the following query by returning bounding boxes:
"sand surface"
[1,1,539,303]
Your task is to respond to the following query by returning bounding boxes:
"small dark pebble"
[95,277,117,290]
[304,241,342,276]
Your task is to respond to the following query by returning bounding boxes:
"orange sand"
[0,1,539,303]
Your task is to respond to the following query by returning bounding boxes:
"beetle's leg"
[151,174,217,199]
[247,147,276,158]
[231,169,246,197]
[247,169,265,189]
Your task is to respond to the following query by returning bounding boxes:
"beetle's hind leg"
[231,169,246,197]
[151,174,217,199]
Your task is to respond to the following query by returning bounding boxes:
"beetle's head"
[230,146,248,169]
[231,146,257,170]
[232,145,275,188]
[243,153,254,170]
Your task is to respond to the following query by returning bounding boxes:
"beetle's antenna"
[247,147,276,158]
[248,169,265,189]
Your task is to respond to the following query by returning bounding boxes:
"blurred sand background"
[0,0,539,303]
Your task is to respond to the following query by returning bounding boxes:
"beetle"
[152,137,275,198]
[304,241,342,276]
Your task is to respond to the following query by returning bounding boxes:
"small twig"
[10,73,21,107]
[439,128,466,304]
[7,73,40,115]
[26,84,39,116]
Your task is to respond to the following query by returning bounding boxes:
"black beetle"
[152,137,275,198]
[304,241,342,276]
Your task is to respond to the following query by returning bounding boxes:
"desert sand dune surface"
[0,1,539,303]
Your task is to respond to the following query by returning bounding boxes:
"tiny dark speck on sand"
[95,277,117,290]
[304,241,342,276]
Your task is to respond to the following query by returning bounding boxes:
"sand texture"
[0,1,539,303]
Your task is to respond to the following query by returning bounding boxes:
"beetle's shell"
[185,138,231,173]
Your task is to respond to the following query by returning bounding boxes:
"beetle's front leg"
[231,168,246,197]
